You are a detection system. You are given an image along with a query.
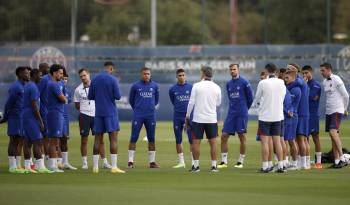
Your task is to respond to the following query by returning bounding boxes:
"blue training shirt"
[283,88,292,119]
[287,83,302,116]
[289,76,309,117]
[169,82,192,115]
[226,76,253,116]
[3,80,25,120]
[47,79,65,114]
[88,71,121,117]
[129,80,159,117]
[307,79,321,117]
[23,81,40,119]
[37,74,50,116]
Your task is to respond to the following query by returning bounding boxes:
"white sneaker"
[287,165,299,171]
[103,162,112,169]
[82,164,88,169]
[49,167,64,173]
[64,163,77,170]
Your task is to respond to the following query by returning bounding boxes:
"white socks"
[277,161,284,169]
[178,153,185,164]
[128,150,135,162]
[82,156,88,166]
[315,152,322,164]
[148,151,156,163]
[211,160,217,168]
[268,161,273,169]
[262,161,269,170]
[300,156,307,169]
[111,154,118,168]
[8,156,17,169]
[49,158,57,169]
[24,159,31,170]
[238,154,245,164]
[16,156,21,168]
[62,152,68,165]
[193,160,199,168]
[93,155,99,169]
[221,152,228,164]
[306,156,311,167]
[35,158,45,169]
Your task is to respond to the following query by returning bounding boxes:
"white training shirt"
[253,76,286,122]
[323,74,349,115]
[186,79,221,123]
[74,83,95,117]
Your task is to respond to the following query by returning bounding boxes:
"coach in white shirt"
[185,66,221,172]
[74,68,111,169]
[320,62,349,168]
[253,63,286,173]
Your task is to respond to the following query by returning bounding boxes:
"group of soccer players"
[1,60,349,174]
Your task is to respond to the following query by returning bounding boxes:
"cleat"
[234,162,244,168]
[92,167,99,173]
[332,160,347,169]
[49,168,64,173]
[31,164,36,170]
[276,168,286,173]
[172,163,186,168]
[57,163,64,170]
[210,166,219,172]
[81,164,88,170]
[150,162,160,168]
[37,168,54,174]
[217,162,228,169]
[9,168,26,174]
[103,163,112,169]
[25,169,38,174]
[313,163,322,169]
[63,163,77,170]
[111,167,126,174]
[189,165,200,172]
[258,168,271,173]
[127,162,134,169]
[287,165,299,171]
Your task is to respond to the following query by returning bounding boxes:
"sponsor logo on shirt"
[229,92,240,99]
[140,92,153,98]
[176,95,190,102]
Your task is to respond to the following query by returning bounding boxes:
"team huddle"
[0,61,349,174]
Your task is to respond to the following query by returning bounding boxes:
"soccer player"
[218,64,253,169]
[186,66,221,172]
[284,70,301,170]
[252,63,286,173]
[320,62,349,168]
[287,63,310,169]
[128,67,160,168]
[74,68,111,169]
[46,64,67,172]
[22,68,53,173]
[37,63,50,159]
[0,66,30,173]
[169,68,193,168]
[57,68,77,170]
[301,65,322,169]
[88,62,125,174]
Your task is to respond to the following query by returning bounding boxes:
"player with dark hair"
[128,67,160,168]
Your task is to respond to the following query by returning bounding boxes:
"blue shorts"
[284,117,297,141]
[173,116,192,144]
[23,118,43,141]
[309,115,320,135]
[7,118,23,137]
[63,116,69,136]
[130,115,156,143]
[258,120,282,136]
[222,115,248,135]
[297,116,309,137]
[325,113,343,132]
[79,113,95,137]
[94,115,120,134]
[47,112,64,138]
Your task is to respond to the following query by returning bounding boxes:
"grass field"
[0,120,349,205]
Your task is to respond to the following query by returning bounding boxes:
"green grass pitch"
[0,120,349,205]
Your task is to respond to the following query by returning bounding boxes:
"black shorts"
[258,120,282,137]
[79,113,95,137]
[191,122,218,140]
[325,113,343,132]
